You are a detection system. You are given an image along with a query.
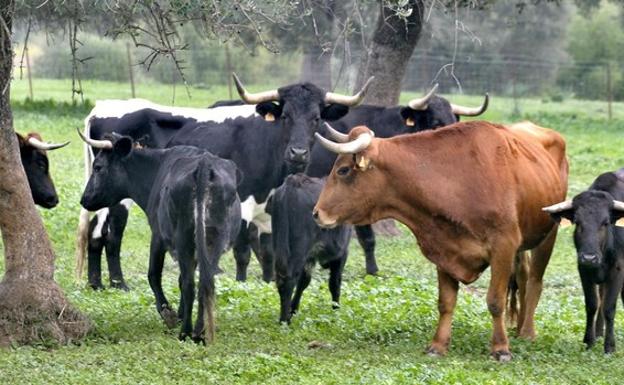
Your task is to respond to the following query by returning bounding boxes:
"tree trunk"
[0,1,90,347]
[355,0,424,106]
[355,0,424,236]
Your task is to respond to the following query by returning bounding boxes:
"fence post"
[126,43,136,98]
[25,47,33,100]
[606,62,612,121]
[225,43,233,99]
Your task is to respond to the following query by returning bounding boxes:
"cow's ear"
[549,209,574,228]
[321,104,349,121]
[612,210,624,227]
[113,137,133,158]
[256,102,282,122]
[399,107,416,127]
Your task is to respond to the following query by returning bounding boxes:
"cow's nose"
[312,209,319,220]
[44,195,59,208]
[289,147,309,162]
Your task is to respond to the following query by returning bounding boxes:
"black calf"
[270,174,351,323]
[545,171,624,353]
[80,134,241,343]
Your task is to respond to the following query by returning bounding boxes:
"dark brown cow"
[312,121,568,361]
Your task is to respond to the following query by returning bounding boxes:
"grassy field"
[1,77,624,384]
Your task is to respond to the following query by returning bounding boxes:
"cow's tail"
[270,186,290,283]
[195,158,216,344]
[75,115,95,281]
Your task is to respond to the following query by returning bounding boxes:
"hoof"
[425,346,445,357]
[366,267,379,276]
[331,302,340,310]
[160,306,179,329]
[192,335,206,345]
[178,332,190,341]
[492,350,512,362]
[604,345,615,354]
[110,280,130,291]
[89,282,105,291]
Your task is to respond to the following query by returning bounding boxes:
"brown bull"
[313,121,568,361]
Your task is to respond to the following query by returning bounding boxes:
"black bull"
[76,76,371,289]
[17,132,69,209]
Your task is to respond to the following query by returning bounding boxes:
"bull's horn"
[77,127,113,149]
[232,73,279,104]
[324,76,374,106]
[451,93,489,116]
[314,132,372,154]
[324,122,349,143]
[407,83,439,110]
[613,200,624,211]
[27,136,70,151]
[542,200,573,213]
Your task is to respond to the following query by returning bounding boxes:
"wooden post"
[25,47,33,100]
[224,43,233,99]
[606,62,612,121]
[126,43,136,98]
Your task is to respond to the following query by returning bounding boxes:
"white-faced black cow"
[76,98,257,290]
[544,170,624,354]
[79,132,241,344]
[270,174,351,323]
[305,86,489,276]
[17,132,69,208]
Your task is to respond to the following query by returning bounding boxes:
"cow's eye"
[337,166,350,176]
[93,165,102,173]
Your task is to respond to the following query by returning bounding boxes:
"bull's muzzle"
[312,207,337,229]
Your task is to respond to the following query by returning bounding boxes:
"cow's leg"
[603,267,624,354]
[513,251,530,332]
[519,226,557,340]
[258,233,275,283]
[596,284,605,338]
[87,217,105,290]
[148,235,176,329]
[355,225,378,275]
[233,222,251,281]
[276,273,296,323]
[290,261,314,315]
[487,239,516,362]
[581,275,599,349]
[105,204,130,291]
[328,254,347,309]
[426,268,458,356]
[177,257,196,341]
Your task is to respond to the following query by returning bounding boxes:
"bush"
[34,35,130,82]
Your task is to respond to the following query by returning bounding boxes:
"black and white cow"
[544,170,624,353]
[305,87,489,275]
[270,174,351,323]
[17,132,69,208]
[79,133,241,344]
[77,75,372,288]
[76,98,257,290]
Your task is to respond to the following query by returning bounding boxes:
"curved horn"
[451,93,489,116]
[232,73,279,104]
[542,200,573,213]
[77,127,112,149]
[613,200,624,211]
[27,136,70,151]
[324,122,349,143]
[324,76,374,107]
[314,132,372,154]
[407,83,439,110]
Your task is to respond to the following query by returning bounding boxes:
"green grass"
[1,78,624,384]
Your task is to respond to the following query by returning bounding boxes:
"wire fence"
[14,42,618,117]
